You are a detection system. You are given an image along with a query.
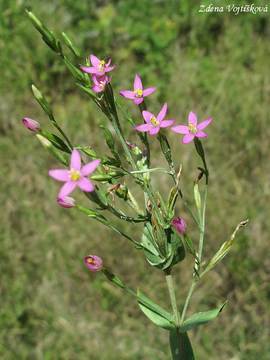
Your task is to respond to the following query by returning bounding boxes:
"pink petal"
[160,119,174,128]
[92,85,103,93]
[143,87,156,97]
[157,103,167,122]
[134,74,143,90]
[171,125,189,134]
[197,117,212,130]
[196,131,208,138]
[106,58,111,66]
[120,90,135,99]
[59,181,77,197]
[78,177,94,192]
[182,134,195,144]
[149,126,160,136]
[70,149,81,170]
[188,112,197,126]
[49,169,70,182]
[133,97,144,105]
[105,66,115,72]
[135,123,153,132]
[81,159,101,176]
[90,54,100,67]
[142,111,154,124]
[81,66,98,74]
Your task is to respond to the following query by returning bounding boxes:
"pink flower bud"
[84,255,103,272]
[22,117,40,132]
[57,196,75,208]
[172,217,187,235]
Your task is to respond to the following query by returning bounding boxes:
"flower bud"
[22,117,40,132]
[172,217,187,235]
[57,196,75,208]
[84,255,103,272]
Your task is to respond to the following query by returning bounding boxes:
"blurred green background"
[1,0,269,359]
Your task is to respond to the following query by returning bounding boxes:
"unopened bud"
[22,117,40,132]
[172,217,187,235]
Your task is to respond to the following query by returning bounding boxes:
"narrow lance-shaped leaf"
[36,134,68,166]
[26,10,61,54]
[193,183,201,214]
[102,270,174,330]
[40,131,70,153]
[202,220,249,276]
[137,290,175,330]
[32,84,53,119]
[61,32,81,57]
[180,302,227,332]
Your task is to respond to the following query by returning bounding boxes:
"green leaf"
[193,183,201,213]
[137,290,175,330]
[202,220,249,276]
[170,329,195,360]
[180,302,227,332]
[31,84,53,119]
[26,10,60,53]
[41,131,70,153]
[63,56,88,84]
[162,230,185,270]
[61,32,81,57]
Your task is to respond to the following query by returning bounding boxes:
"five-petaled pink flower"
[120,74,156,105]
[135,103,174,136]
[49,149,100,198]
[171,112,212,144]
[84,255,103,272]
[92,75,111,93]
[81,54,115,76]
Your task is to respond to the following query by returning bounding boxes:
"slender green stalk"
[180,280,197,324]
[165,272,181,327]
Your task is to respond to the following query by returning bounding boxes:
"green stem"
[180,280,197,324]
[169,329,195,360]
[165,272,181,327]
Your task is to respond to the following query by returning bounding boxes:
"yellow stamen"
[150,116,159,126]
[69,169,81,181]
[98,60,105,71]
[86,257,95,264]
[188,123,197,134]
[134,89,143,97]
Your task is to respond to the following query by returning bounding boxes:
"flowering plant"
[23,10,248,359]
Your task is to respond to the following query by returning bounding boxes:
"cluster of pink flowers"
[81,55,114,93]
[22,54,211,271]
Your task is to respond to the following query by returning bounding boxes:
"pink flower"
[120,74,156,105]
[172,217,187,235]
[84,255,103,272]
[57,196,75,208]
[22,117,40,132]
[92,74,111,93]
[135,103,174,136]
[81,54,115,76]
[49,149,100,198]
[171,112,212,144]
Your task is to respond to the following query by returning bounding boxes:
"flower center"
[188,123,197,134]
[98,60,105,71]
[86,256,95,265]
[150,116,159,126]
[69,169,81,181]
[134,89,143,98]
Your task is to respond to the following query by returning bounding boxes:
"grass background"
[1,0,269,359]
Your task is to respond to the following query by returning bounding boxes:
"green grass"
[1,1,269,359]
